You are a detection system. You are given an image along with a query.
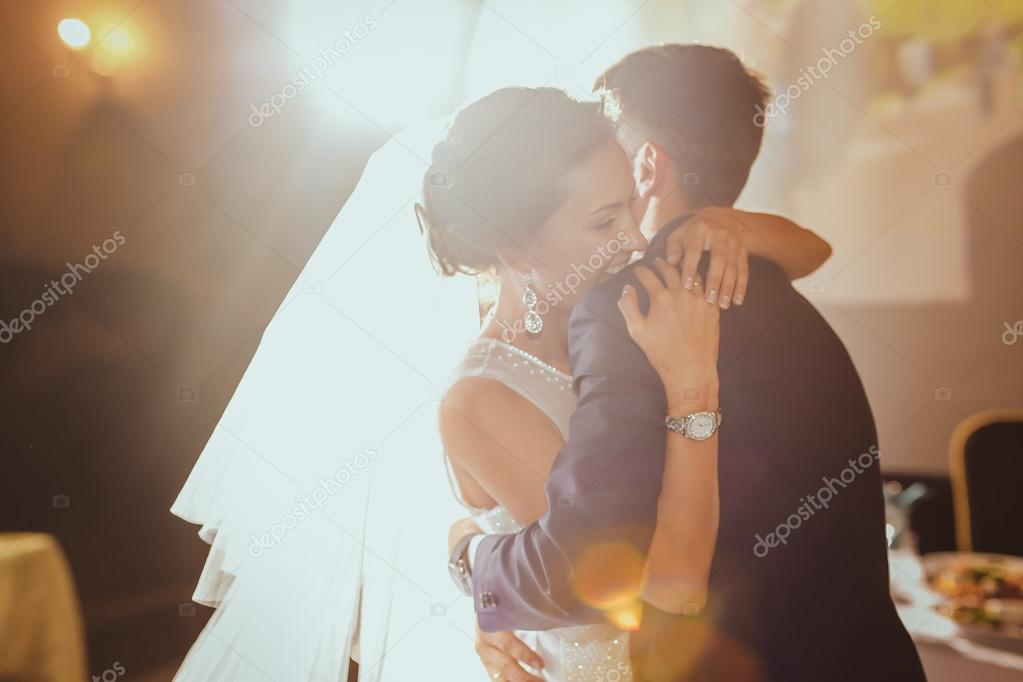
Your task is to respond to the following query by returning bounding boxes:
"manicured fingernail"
[668,251,681,265]
[719,295,730,309]
[683,277,694,290]
[706,289,718,303]
[734,293,744,305]
[621,284,632,296]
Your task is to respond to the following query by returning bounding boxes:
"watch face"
[688,413,717,440]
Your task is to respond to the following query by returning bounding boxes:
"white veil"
[171,119,485,681]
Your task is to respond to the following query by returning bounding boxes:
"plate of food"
[922,552,1023,652]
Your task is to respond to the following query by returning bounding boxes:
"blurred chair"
[949,410,1023,557]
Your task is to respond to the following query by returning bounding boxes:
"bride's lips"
[603,259,631,277]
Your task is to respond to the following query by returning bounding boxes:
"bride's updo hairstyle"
[418,87,615,276]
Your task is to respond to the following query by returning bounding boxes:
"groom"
[451,45,925,681]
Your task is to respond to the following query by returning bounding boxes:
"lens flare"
[606,600,643,631]
[57,18,91,49]
[572,541,645,627]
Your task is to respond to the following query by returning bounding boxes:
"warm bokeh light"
[102,26,136,56]
[572,542,645,614]
[57,18,91,48]
[606,600,643,631]
[90,24,140,75]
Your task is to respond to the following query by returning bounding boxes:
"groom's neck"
[639,191,713,241]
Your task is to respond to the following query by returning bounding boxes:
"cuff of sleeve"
[469,534,504,631]
[467,534,484,572]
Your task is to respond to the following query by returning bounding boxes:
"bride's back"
[441,337,574,519]
[441,337,636,682]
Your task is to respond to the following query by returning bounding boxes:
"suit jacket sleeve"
[472,283,668,632]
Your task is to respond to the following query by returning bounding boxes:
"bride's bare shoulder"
[440,375,539,426]
[438,376,556,451]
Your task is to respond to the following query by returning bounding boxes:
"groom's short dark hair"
[594,44,771,207]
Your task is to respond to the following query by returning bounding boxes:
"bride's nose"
[620,220,648,253]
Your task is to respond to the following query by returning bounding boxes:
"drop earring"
[521,271,543,335]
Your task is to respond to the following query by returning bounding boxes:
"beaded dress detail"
[445,338,633,682]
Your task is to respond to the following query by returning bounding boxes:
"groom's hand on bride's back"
[475,625,544,682]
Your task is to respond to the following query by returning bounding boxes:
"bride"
[419,87,828,681]
[171,85,828,680]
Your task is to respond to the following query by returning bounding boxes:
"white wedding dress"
[446,338,634,682]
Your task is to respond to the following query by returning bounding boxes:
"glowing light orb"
[102,26,136,56]
[90,24,141,75]
[606,601,643,632]
[572,542,644,613]
[58,18,91,48]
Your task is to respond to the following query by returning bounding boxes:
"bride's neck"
[481,282,573,373]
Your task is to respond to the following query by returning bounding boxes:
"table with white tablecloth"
[916,638,1023,682]
[891,551,1023,682]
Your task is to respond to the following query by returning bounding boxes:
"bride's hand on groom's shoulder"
[475,624,544,682]
[664,207,751,310]
[619,258,720,407]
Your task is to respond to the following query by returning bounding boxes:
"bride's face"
[524,140,648,307]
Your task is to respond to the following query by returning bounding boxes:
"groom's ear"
[634,142,662,198]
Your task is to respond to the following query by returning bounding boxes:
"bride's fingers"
[632,265,664,299]
[734,247,750,305]
[664,223,687,265]
[703,237,728,305]
[717,257,738,309]
[654,258,682,290]
[677,224,706,288]
[617,285,645,336]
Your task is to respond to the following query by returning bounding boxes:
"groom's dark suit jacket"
[472,218,926,681]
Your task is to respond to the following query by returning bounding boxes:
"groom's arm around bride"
[468,242,677,633]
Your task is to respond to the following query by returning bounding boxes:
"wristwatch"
[665,410,722,441]
[448,532,477,596]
